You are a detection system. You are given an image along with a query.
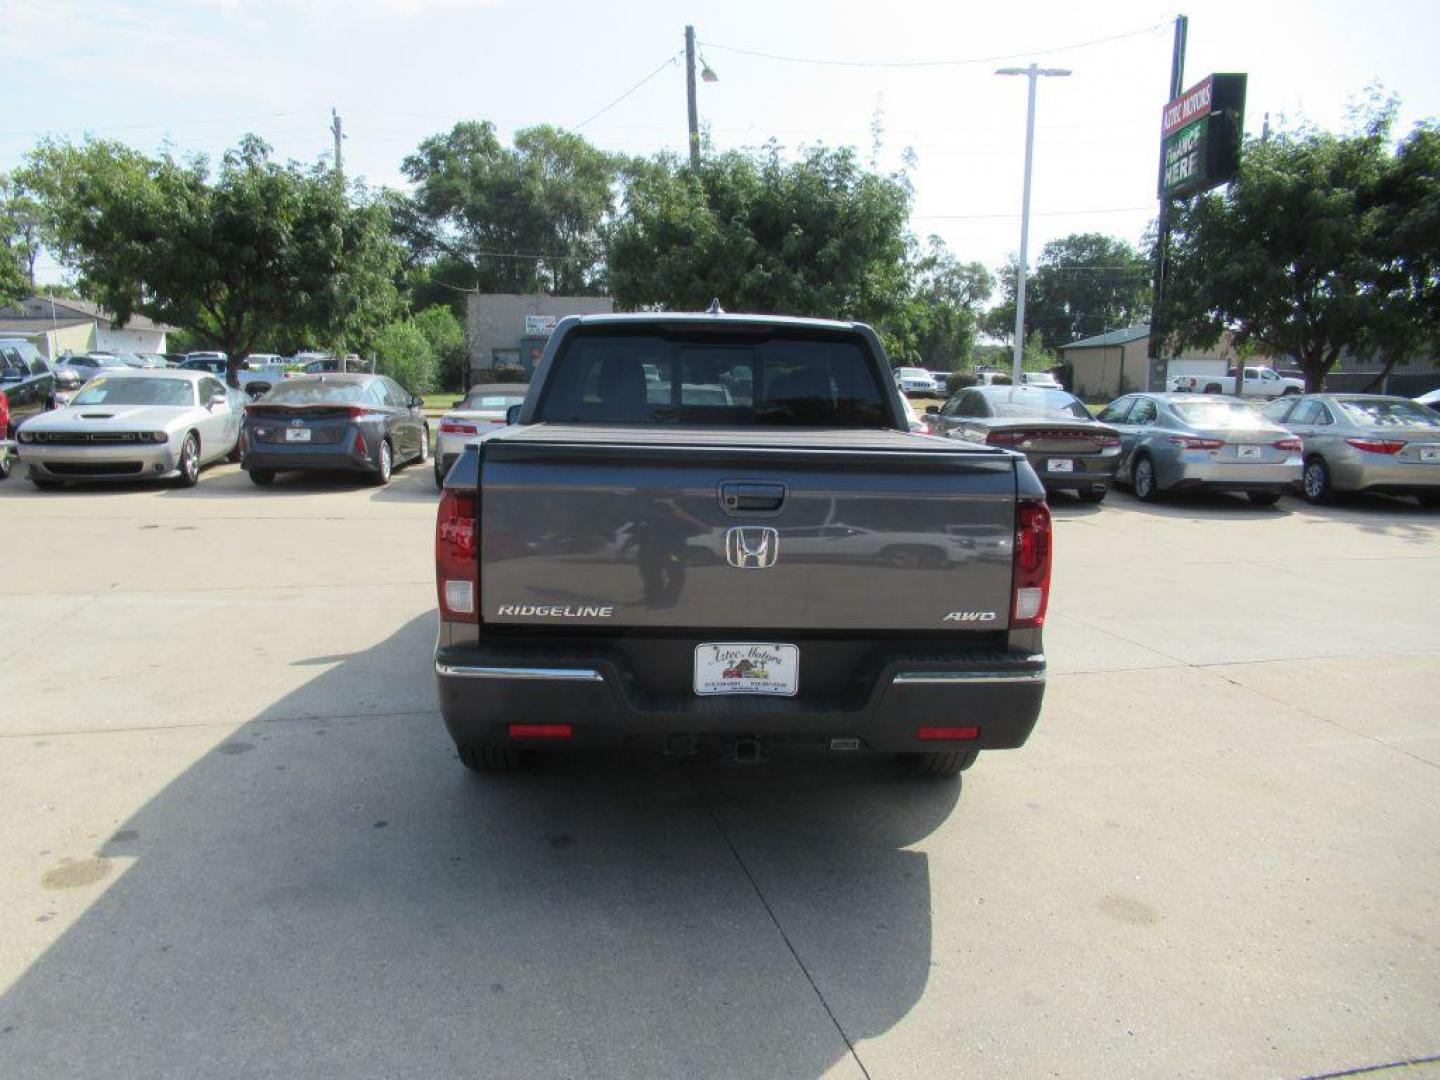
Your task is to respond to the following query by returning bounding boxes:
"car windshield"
[264,380,369,405]
[988,390,1090,419]
[536,331,891,427]
[1170,400,1271,428]
[71,377,195,407]
[1335,398,1440,428]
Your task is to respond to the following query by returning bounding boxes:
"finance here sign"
[1159,73,1246,199]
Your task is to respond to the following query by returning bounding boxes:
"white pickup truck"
[1167,366,1304,398]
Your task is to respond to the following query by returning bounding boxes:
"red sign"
[1161,76,1214,138]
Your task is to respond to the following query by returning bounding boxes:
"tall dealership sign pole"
[1146,15,1188,391]
[997,63,1072,385]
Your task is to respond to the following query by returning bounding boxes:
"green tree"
[411,304,467,390]
[22,135,402,386]
[1160,104,1436,391]
[988,233,1151,350]
[400,122,619,296]
[374,317,438,394]
[608,143,913,331]
[1,173,40,303]
[890,236,992,369]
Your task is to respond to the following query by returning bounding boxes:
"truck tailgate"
[478,426,1018,633]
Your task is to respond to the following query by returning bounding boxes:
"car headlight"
[18,430,35,443]
[146,431,170,443]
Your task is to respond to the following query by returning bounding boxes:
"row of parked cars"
[918,384,1440,507]
[1,365,427,489]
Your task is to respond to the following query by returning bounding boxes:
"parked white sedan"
[434,382,529,487]
[15,369,243,489]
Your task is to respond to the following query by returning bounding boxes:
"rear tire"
[1302,456,1333,504]
[416,424,429,463]
[370,440,393,486]
[1077,487,1107,504]
[0,451,10,481]
[1246,490,1282,506]
[457,744,526,774]
[1132,454,1160,502]
[434,461,445,489]
[248,468,276,486]
[906,750,977,776]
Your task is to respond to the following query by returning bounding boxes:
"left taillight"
[436,488,478,622]
[0,390,10,433]
[1274,437,1303,452]
[1012,499,1052,629]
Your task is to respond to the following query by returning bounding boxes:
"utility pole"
[1145,15,1188,391]
[996,64,1072,385]
[685,25,700,168]
[331,108,344,179]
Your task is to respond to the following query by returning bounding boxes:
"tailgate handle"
[720,481,786,513]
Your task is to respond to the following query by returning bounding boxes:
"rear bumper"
[434,641,1045,754]
[243,439,375,474]
[1331,456,1440,494]
[1027,449,1121,491]
[1160,456,1301,492]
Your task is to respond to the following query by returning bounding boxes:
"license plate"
[285,428,312,442]
[1237,445,1262,459]
[694,643,798,697]
[1046,458,1074,473]
[1420,447,1440,462]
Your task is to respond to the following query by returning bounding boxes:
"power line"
[575,51,684,129]
[699,20,1169,69]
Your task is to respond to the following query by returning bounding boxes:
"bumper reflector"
[509,723,573,740]
[917,725,979,741]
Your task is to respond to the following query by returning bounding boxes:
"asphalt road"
[1,463,1437,1080]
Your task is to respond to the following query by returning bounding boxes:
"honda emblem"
[724,526,779,569]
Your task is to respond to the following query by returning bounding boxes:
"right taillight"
[0,390,9,434]
[439,420,478,435]
[436,488,478,622]
[1345,438,1405,455]
[1013,499,1052,629]
[1168,436,1225,450]
[987,430,1026,446]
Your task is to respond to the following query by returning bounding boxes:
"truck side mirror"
[505,404,522,425]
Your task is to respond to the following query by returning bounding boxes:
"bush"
[411,305,467,391]
[945,371,978,395]
[472,366,527,386]
[374,319,438,394]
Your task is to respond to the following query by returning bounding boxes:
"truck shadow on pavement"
[0,613,955,1080]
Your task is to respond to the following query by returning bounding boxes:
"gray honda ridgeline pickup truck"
[434,312,1051,777]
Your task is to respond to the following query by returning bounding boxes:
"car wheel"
[1302,456,1333,504]
[1247,490,1283,507]
[1077,487,1107,504]
[248,468,276,486]
[417,424,429,464]
[905,750,977,776]
[1132,455,1160,501]
[226,437,243,464]
[457,744,526,774]
[1283,387,1301,396]
[434,461,445,489]
[370,439,393,486]
[174,432,200,488]
[0,450,10,481]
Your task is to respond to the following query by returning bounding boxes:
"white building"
[0,297,177,357]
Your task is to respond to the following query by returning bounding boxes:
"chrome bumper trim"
[435,662,605,683]
[892,668,1045,686]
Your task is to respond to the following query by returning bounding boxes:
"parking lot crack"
[683,765,874,1080]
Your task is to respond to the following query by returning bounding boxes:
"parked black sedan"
[928,385,1122,502]
[240,374,429,486]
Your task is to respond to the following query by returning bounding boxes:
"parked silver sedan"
[1262,394,1440,506]
[16,369,243,489]
[434,383,528,487]
[1096,392,1302,505]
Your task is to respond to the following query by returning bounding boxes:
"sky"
[5,0,1438,294]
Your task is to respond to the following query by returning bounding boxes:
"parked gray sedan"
[240,373,428,486]
[929,385,1121,502]
[1262,394,1440,506]
[1097,393,1302,505]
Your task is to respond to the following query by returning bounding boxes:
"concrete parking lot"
[1,465,1437,1080]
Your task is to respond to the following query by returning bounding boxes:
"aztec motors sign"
[1160,73,1247,199]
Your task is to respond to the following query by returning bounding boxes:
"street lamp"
[996,64,1071,384]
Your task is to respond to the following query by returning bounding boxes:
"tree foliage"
[607,144,914,327]
[410,303,467,390]
[374,317,438,394]
[886,236,992,369]
[1,173,40,302]
[400,122,618,296]
[21,136,402,384]
[1161,105,1438,391]
[988,233,1151,351]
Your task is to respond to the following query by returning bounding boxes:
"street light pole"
[996,64,1071,385]
[685,25,700,168]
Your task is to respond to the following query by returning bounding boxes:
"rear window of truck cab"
[534,331,892,427]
